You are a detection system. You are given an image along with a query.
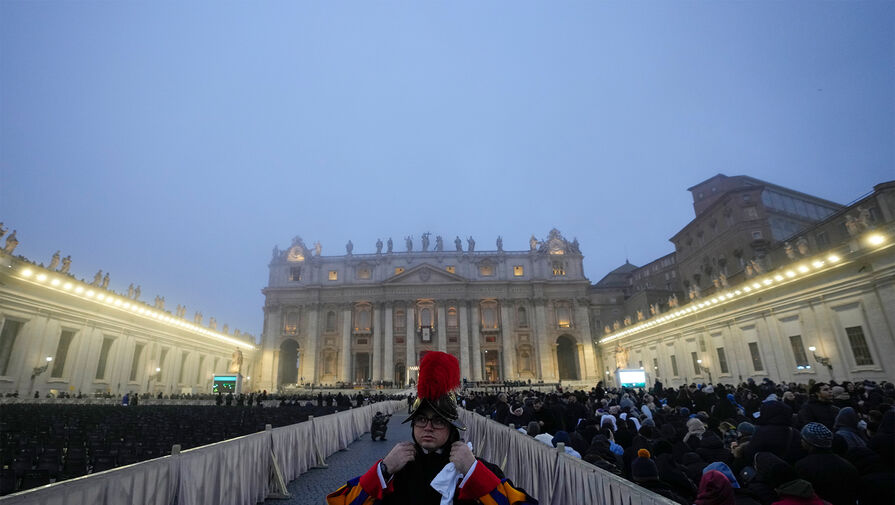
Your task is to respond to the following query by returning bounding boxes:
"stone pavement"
[268,410,411,505]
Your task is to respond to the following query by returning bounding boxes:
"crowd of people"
[462,378,894,505]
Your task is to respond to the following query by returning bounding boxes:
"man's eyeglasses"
[411,416,449,429]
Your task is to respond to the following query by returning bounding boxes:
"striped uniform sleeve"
[326,460,391,505]
[456,461,538,505]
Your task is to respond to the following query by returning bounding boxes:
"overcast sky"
[2,2,892,340]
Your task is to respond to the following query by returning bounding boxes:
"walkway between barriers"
[267,410,412,505]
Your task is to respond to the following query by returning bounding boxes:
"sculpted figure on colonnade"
[435,235,443,251]
[376,238,383,254]
[60,255,71,274]
[315,241,322,256]
[230,348,243,373]
[405,236,413,252]
[4,230,18,253]
[467,236,475,252]
[387,237,393,253]
[530,235,538,251]
[346,240,353,255]
[91,270,102,286]
[48,251,60,270]
[422,232,430,251]
[797,236,810,256]
[454,236,462,252]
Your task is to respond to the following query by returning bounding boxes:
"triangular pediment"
[383,263,468,284]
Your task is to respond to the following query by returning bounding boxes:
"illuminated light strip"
[11,268,254,349]
[599,237,889,345]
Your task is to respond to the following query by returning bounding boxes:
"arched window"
[517,307,528,327]
[420,308,432,327]
[325,311,337,333]
[447,307,458,328]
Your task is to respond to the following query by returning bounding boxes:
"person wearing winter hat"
[771,479,830,505]
[695,470,736,505]
[631,449,690,505]
[794,422,858,505]
[746,452,798,505]
[832,406,867,450]
[328,352,537,505]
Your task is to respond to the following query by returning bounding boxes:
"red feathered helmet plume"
[404,351,466,430]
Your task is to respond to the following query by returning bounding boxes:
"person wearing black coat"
[745,452,798,505]
[797,383,839,430]
[696,432,734,466]
[652,439,697,503]
[845,446,895,505]
[743,400,804,465]
[631,449,689,505]
[795,422,859,505]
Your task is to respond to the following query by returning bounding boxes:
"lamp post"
[696,359,713,383]
[148,367,162,395]
[31,356,53,380]
[808,346,834,380]
[30,356,53,396]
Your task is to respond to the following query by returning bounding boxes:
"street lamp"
[696,359,713,383]
[808,346,834,378]
[31,356,53,380]
[148,366,162,394]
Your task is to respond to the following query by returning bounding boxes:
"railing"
[0,401,406,504]
[458,409,680,505]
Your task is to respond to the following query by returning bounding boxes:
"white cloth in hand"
[430,442,474,505]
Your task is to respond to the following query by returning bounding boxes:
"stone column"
[459,303,470,379]
[384,304,394,385]
[341,306,352,383]
[372,303,382,383]
[406,302,416,372]
[535,300,556,380]
[70,327,96,395]
[437,304,447,353]
[500,302,515,381]
[260,305,280,392]
[577,344,587,380]
[470,303,482,381]
[575,303,596,379]
[303,304,319,385]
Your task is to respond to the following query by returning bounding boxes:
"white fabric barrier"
[0,455,178,505]
[270,419,316,482]
[1,400,406,505]
[457,409,680,505]
[178,431,270,505]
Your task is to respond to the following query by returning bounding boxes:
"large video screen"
[213,375,238,393]
[618,370,647,388]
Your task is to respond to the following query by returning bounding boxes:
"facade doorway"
[483,350,501,382]
[354,353,370,384]
[556,335,579,380]
[394,363,405,386]
[278,339,300,386]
